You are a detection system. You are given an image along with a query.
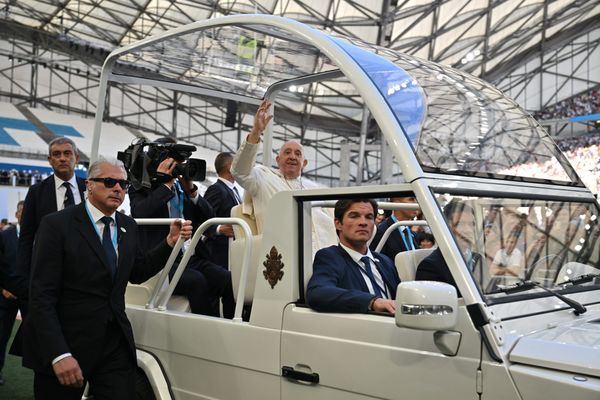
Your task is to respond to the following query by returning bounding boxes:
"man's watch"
[368,297,379,311]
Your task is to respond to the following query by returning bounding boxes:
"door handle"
[282,366,320,384]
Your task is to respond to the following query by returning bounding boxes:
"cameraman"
[129,137,234,318]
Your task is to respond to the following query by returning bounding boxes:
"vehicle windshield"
[434,193,600,303]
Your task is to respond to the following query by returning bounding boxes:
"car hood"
[508,315,600,378]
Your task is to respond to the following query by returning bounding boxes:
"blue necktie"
[100,216,117,279]
[169,183,182,218]
[63,182,75,208]
[360,256,383,297]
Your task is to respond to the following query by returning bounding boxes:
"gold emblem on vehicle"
[263,246,284,289]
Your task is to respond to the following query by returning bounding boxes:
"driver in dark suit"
[307,199,400,314]
[22,158,192,400]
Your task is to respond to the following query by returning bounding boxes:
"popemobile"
[90,14,600,400]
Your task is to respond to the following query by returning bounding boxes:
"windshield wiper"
[497,280,587,315]
[561,273,600,286]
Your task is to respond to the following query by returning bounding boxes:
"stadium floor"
[0,321,34,400]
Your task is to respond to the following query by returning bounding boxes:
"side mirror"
[395,281,458,330]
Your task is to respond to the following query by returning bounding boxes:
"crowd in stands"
[557,135,600,194]
[499,134,600,194]
[533,89,600,120]
[0,169,46,186]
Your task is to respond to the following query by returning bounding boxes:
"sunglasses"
[89,177,131,190]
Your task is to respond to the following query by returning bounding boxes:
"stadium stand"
[533,89,600,121]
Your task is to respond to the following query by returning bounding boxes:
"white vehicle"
[91,15,600,400]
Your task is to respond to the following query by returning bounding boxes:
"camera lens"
[187,163,197,176]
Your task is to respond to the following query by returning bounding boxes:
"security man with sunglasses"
[22,158,192,400]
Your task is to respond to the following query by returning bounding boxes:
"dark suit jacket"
[0,225,18,288]
[415,248,482,297]
[12,175,86,298]
[1,225,27,358]
[370,217,419,261]
[307,245,400,313]
[22,204,172,375]
[129,182,213,252]
[129,181,217,274]
[203,179,239,267]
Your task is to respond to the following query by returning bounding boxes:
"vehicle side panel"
[128,307,280,400]
[281,304,481,399]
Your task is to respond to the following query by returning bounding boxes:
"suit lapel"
[114,213,131,283]
[76,176,87,200]
[44,176,58,213]
[43,175,86,213]
[336,245,370,292]
[74,204,113,278]
[219,179,238,206]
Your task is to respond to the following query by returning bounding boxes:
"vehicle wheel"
[136,368,156,400]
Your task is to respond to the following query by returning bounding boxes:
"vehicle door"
[281,302,481,399]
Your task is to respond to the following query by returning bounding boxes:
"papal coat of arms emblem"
[263,246,284,289]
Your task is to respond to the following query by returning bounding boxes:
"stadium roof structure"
[0,1,599,184]
[3,1,599,80]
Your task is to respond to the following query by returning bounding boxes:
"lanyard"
[358,259,389,299]
[85,202,118,251]
[391,214,415,250]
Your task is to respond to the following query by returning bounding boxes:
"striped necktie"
[63,182,75,208]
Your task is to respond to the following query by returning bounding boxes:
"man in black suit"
[23,158,192,400]
[129,137,234,318]
[307,199,400,314]
[8,137,86,300]
[204,152,242,268]
[370,196,419,260]
[6,137,86,359]
[0,201,26,385]
[416,200,482,297]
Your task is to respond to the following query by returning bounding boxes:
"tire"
[135,368,156,400]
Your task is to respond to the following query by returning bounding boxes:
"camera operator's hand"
[157,157,177,188]
[179,176,198,198]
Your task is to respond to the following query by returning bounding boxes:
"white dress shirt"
[54,174,82,210]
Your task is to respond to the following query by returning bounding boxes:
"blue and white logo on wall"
[0,117,83,145]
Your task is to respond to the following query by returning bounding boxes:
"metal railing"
[135,217,253,322]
